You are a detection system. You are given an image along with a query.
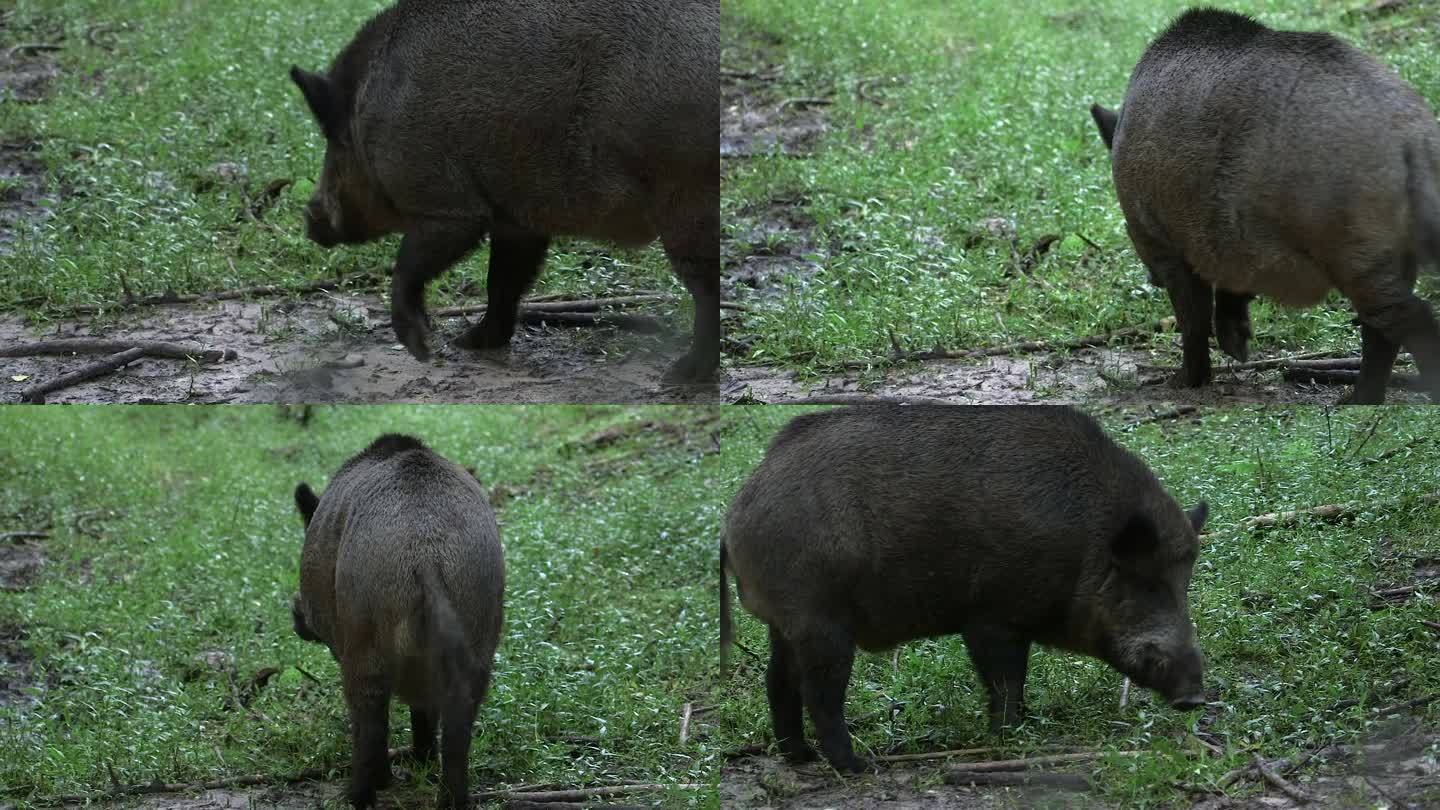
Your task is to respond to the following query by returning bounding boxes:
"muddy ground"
[721,720,1440,809]
[717,32,1432,407]
[0,294,715,404]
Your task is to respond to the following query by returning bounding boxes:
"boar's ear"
[1187,501,1209,533]
[290,66,340,139]
[1090,104,1119,151]
[294,482,319,526]
[1111,511,1157,562]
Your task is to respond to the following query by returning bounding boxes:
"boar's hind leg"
[343,671,393,809]
[1214,290,1254,362]
[962,626,1031,733]
[437,668,489,810]
[1347,276,1440,403]
[792,625,868,773]
[766,625,817,764]
[658,200,721,384]
[453,231,549,352]
[409,707,437,765]
[391,225,486,362]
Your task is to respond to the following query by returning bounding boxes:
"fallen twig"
[1282,367,1420,389]
[852,318,1176,369]
[473,783,700,803]
[1422,619,1440,634]
[1371,584,1420,603]
[1373,694,1438,715]
[2,339,235,364]
[16,347,146,404]
[778,96,832,110]
[774,394,957,407]
[1119,677,1131,709]
[520,310,668,333]
[945,771,1090,790]
[678,702,693,745]
[237,178,293,223]
[1252,752,1317,804]
[1363,435,1433,465]
[1242,490,1440,531]
[1129,406,1198,426]
[6,42,62,59]
[1330,677,1412,711]
[0,531,48,543]
[68,276,377,315]
[946,751,1138,773]
[878,745,1083,764]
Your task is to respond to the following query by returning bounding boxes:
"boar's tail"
[1406,143,1440,274]
[415,563,480,710]
[719,537,733,675]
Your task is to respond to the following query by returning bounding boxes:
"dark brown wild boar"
[1091,8,1440,404]
[719,405,1208,773]
[292,434,504,808]
[290,0,719,384]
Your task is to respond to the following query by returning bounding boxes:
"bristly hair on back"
[363,433,429,458]
[1151,7,1268,50]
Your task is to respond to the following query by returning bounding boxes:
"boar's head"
[1094,500,1208,711]
[290,67,401,247]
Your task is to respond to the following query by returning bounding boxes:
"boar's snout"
[1149,641,1206,711]
[303,200,340,248]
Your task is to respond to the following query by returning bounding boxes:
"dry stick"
[1242,490,1440,530]
[1252,752,1317,804]
[1422,620,1440,634]
[678,702,694,745]
[6,43,62,58]
[1130,406,1198,426]
[1373,585,1420,601]
[1331,678,1412,711]
[520,311,668,333]
[1373,694,1438,715]
[1282,367,1421,388]
[17,347,146,404]
[877,745,1083,764]
[0,531,48,543]
[945,771,1091,790]
[69,276,375,314]
[1364,435,1434,465]
[1,339,234,364]
[851,318,1176,369]
[473,784,700,803]
[775,394,958,407]
[945,751,1139,773]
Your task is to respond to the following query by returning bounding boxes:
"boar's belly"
[1195,251,1333,309]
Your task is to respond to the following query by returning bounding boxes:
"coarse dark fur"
[292,433,505,808]
[290,0,719,384]
[1090,7,1440,404]
[719,405,1208,773]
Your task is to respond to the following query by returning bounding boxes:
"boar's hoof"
[780,743,820,764]
[453,318,514,351]
[1216,323,1250,363]
[1167,368,1209,389]
[828,754,879,775]
[346,784,378,810]
[392,315,433,362]
[661,350,719,385]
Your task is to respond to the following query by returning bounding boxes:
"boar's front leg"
[658,196,721,384]
[793,625,869,773]
[962,626,1031,733]
[1214,290,1254,362]
[766,625,817,764]
[453,230,549,352]
[391,224,486,362]
[343,670,394,808]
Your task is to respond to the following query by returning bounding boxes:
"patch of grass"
[0,0,686,324]
[711,405,1440,807]
[722,0,1440,373]
[0,405,725,808]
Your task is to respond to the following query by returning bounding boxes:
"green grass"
[722,0,1440,373]
[0,0,686,320]
[0,405,725,808]
[712,405,1440,806]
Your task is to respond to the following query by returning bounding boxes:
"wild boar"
[719,405,1208,773]
[1091,8,1440,404]
[289,0,719,384]
[292,434,505,808]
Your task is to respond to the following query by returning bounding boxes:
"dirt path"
[0,295,716,404]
